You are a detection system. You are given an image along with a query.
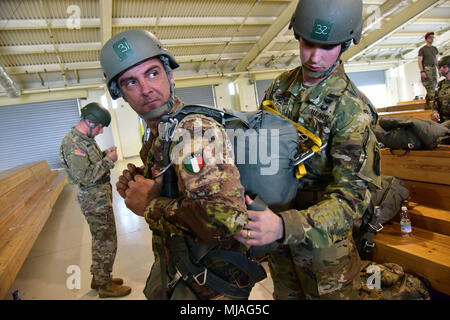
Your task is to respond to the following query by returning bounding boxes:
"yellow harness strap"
[262,100,323,179]
[262,100,322,147]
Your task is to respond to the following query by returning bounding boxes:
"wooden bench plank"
[0,168,67,299]
[378,110,431,120]
[397,99,426,105]
[0,171,57,237]
[403,180,450,211]
[381,147,450,185]
[373,222,450,295]
[0,161,49,196]
[377,102,426,113]
[392,205,450,237]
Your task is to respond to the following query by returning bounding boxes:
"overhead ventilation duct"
[0,64,21,98]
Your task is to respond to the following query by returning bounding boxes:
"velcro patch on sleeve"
[74,149,86,157]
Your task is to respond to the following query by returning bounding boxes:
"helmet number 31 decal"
[113,38,134,61]
[310,19,334,41]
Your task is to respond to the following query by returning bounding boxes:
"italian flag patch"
[183,153,204,173]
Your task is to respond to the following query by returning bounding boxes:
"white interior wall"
[396,60,426,101]
[235,77,258,111]
[113,98,143,159]
[214,80,238,111]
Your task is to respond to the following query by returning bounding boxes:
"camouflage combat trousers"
[268,233,361,300]
[421,65,437,105]
[77,183,117,285]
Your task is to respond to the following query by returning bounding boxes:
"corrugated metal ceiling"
[0,0,448,94]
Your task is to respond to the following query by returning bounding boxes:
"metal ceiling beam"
[0,43,102,55]
[99,0,112,45]
[3,48,300,75]
[233,0,298,72]
[0,37,260,55]
[0,17,277,30]
[39,0,67,83]
[342,0,444,63]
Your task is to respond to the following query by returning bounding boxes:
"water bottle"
[400,205,412,236]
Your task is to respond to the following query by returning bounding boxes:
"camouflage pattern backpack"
[359,261,430,300]
[353,175,409,258]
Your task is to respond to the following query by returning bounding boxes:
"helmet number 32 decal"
[310,19,334,41]
[113,38,134,61]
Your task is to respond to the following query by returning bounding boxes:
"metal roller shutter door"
[255,79,274,106]
[0,99,80,171]
[174,85,216,107]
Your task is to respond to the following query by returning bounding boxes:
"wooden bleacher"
[377,99,431,121]
[373,146,450,296]
[0,161,67,299]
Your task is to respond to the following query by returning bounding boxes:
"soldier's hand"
[106,147,118,162]
[431,112,440,122]
[234,195,284,246]
[116,163,144,198]
[124,175,163,216]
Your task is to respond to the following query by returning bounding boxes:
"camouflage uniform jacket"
[262,64,381,249]
[433,79,450,121]
[142,96,247,239]
[60,127,114,186]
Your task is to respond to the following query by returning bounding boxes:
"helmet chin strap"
[83,119,97,138]
[139,55,175,121]
[442,68,450,78]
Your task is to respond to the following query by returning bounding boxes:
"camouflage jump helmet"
[100,29,178,99]
[81,102,111,127]
[100,29,179,120]
[289,0,363,46]
[438,55,450,68]
[439,55,450,77]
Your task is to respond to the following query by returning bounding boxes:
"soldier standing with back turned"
[60,102,131,298]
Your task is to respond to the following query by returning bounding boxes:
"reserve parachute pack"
[153,102,325,295]
[353,175,409,258]
[158,102,325,212]
[377,116,450,150]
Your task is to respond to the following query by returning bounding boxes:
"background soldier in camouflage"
[418,32,439,108]
[100,29,265,300]
[431,55,450,125]
[59,102,131,298]
[235,0,381,300]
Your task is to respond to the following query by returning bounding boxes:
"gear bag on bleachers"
[353,175,409,257]
[377,116,450,150]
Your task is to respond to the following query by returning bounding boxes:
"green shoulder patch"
[310,19,334,42]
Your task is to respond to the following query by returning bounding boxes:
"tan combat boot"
[98,280,131,298]
[91,276,124,290]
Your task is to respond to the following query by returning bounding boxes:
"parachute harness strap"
[262,100,324,179]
